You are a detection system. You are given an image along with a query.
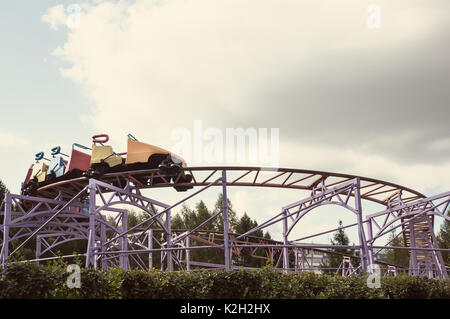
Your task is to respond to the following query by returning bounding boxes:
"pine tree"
[437,211,450,265]
[0,179,7,224]
[213,193,238,232]
[0,178,8,204]
[383,229,409,268]
[320,220,352,274]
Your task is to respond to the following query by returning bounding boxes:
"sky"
[1,0,449,244]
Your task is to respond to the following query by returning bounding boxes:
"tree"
[320,220,353,274]
[0,179,8,224]
[172,202,215,231]
[212,193,238,233]
[171,200,223,265]
[0,178,8,204]
[235,213,258,236]
[383,229,409,268]
[171,195,272,269]
[233,212,270,267]
[437,211,450,265]
[234,212,270,239]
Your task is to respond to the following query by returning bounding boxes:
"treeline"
[119,194,272,268]
[0,262,449,299]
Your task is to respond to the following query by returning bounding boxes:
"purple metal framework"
[1,167,449,279]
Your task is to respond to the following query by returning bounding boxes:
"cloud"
[41,4,67,30]
[0,131,28,148]
[42,0,450,196]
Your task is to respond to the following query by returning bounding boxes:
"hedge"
[0,262,448,299]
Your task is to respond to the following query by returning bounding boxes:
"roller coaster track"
[1,165,444,276]
[162,229,407,270]
[35,166,432,269]
[37,166,426,206]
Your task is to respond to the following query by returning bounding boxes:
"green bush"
[0,263,449,299]
[120,269,160,298]
[323,275,382,299]
[381,274,450,299]
[285,272,330,298]
[0,262,65,299]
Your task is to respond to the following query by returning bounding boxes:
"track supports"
[0,193,11,269]
[222,170,231,270]
[0,169,448,279]
[278,177,372,274]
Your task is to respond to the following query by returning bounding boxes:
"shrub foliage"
[0,263,448,299]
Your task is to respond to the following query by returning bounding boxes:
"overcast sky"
[1,0,449,243]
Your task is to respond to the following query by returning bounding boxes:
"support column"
[148,229,153,270]
[100,222,107,269]
[282,209,289,273]
[120,211,128,270]
[366,219,375,267]
[1,193,11,268]
[166,208,173,272]
[426,217,447,279]
[86,180,97,268]
[294,248,298,273]
[354,178,368,273]
[409,220,418,276]
[186,236,191,272]
[36,235,42,265]
[222,170,231,270]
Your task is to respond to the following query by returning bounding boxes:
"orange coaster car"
[86,134,193,191]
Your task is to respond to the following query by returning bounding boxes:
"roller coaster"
[1,134,449,279]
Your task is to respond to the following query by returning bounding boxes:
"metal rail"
[36,166,426,205]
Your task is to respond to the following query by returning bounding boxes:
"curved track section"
[37,166,425,206]
[3,166,448,277]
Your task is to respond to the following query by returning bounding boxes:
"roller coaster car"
[84,134,125,178]
[22,164,34,195]
[22,152,48,195]
[125,134,193,191]
[45,146,68,183]
[66,143,92,178]
[85,134,193,191]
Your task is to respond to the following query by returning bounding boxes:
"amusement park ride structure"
[1,135,449,279]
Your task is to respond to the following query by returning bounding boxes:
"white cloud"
[42,0,447,145]
[41,4,67,30]
[0,131,28,148]
[278,140,450,194]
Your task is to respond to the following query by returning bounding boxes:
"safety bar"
[72,143,92,151]
[35,152,49,161]
[51,146,69,157]
[93,134,109,144]
[127,133,138,141]
[102,151,127,162]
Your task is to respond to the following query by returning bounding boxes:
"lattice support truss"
[1,169,449,280]
[385,265,398,277]
[337,256,360,276]
[230,178,370,273]
[87,171,233,271]
[84,178,173,270]
[366,191,450,279]
[0,190,127,268]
